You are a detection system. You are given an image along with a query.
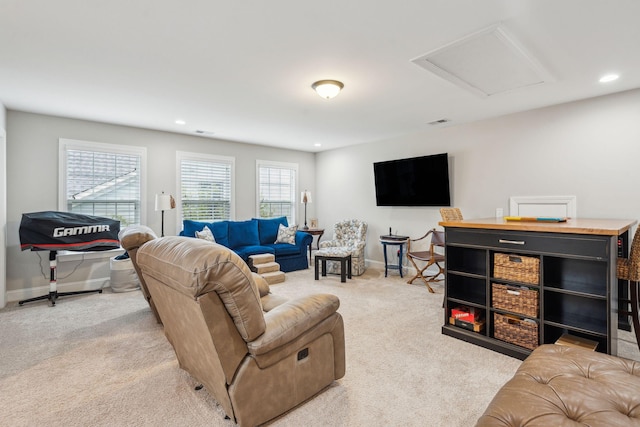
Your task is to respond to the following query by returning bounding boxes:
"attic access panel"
[411,24,554,97]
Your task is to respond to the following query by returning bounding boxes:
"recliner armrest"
[247,293,340,356]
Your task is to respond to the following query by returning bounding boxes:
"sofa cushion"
[228,219,260,248]
[263,243,302,256]
[183,220,229,247]
[256,217,288,245]
[234,245,275,260]
[275,223,298,244]
[477,344,640,426]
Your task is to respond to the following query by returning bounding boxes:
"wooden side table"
[315,252,352,283]
[304,228,325,259]
[380,235,409,278]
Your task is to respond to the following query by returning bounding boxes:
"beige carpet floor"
[1,267,638,427]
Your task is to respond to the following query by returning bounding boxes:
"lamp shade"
[301,190,312,204]
[155,193,174,211]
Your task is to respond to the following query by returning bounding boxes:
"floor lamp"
[155,192,175,237]
[301,190,312,230]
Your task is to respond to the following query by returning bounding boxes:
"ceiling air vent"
[411,24,554,98]
[428,119,450,125]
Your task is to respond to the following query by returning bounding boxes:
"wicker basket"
[494,313,539,350]
[492,283,539,317]
[494,253,540,285]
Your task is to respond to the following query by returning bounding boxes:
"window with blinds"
[59,139,146,226]
[178,152,234,222]
[257,161,298,224]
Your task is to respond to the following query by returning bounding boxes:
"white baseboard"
[365,259,441,277]
[7,277,109,303]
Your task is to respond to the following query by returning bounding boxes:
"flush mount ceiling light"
[311,80,344,99]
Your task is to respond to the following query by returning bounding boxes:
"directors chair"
[618,227,640,350]
[407,228,445,293]
[439,207,463,221]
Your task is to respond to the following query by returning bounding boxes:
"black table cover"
[19,211,120,252]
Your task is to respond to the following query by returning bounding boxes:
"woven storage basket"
[494,313,538,350]
[494,253,540,285]
[492,283,539,317]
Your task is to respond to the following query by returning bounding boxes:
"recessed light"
[599,74,619,83]
[175,119,186,125]
[314,143,322,147]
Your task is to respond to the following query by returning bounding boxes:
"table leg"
[322,259,327,277]
[382,242,389,277]
[315,257,320,280]
[340,258,346,282]
[398,244,404,278]
[348,255,352,279]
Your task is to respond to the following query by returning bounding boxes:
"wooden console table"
[439,217,635,360]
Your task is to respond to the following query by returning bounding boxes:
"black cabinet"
[441,222,628,360]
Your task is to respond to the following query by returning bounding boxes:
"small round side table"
[380,235,409,278]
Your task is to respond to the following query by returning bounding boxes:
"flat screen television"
[373,153,451,206]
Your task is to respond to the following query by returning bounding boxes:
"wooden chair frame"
[440,207,463,221]
[618,229,640,350]
[406,228,445,293]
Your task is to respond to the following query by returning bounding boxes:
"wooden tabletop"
[438,217,636,236]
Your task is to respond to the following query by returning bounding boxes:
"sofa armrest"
[352,241,366,252]
[319,240,365,253]
[319,239,340,248]
[295,230,313,248]
[247,293,340,356]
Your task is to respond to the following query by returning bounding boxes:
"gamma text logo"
[53,225,111,237]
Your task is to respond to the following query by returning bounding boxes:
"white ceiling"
[1,0,639,152]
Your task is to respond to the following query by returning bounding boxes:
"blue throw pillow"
[209,222,229,247]
[182,220,208,237]
[228,219,260,248]
[182,220,229,247]
[256,216,288,245]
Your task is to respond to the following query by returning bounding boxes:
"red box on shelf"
[451,306,483,324]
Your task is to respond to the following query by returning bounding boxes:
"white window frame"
[58,138,148,226]
[256,159,299,225]
[176,151,236,231]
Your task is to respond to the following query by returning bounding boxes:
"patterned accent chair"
[319,219,368,276]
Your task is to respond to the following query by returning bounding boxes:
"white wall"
[6,88,640,298]
[316,89,640,265]
[5,111,316,299]
[1,102,7,308]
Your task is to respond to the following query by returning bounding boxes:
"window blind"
[258,164,296,223]
[65,149,141,226]
[180,158,232,221]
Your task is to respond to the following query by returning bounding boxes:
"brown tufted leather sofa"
[127,231,345,427]
[476,344,640,426]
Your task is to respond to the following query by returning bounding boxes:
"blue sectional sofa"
[180,217,312,272]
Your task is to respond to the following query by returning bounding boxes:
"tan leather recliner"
[133,234,346,427]
[118,225,162,323]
